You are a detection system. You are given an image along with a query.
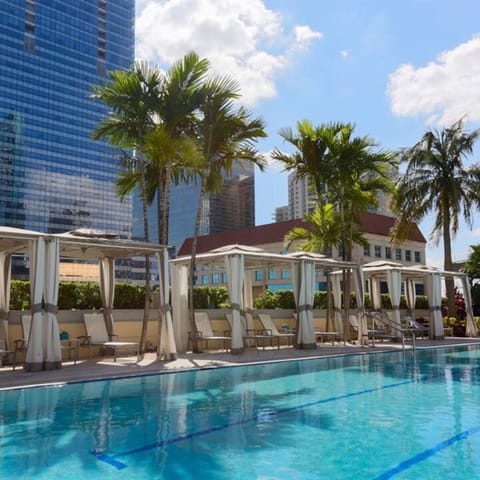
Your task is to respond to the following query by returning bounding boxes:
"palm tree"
[274,121,395,340]
[187,76,267,352]
[273,121,395,261]
[391,119,480,317]
[92,61,161,353]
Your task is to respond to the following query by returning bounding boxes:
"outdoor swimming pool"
[1,345,480,479]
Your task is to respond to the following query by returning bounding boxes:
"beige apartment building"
[178,212,427,294]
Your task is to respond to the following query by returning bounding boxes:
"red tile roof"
[178,211,426,255]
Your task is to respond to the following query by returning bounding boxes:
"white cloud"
[260,150,286,172]
[135,0,323,106]
[340,50,348,58]
[386,35,480,126]
[473,228,480,237]
[293,25,323,50]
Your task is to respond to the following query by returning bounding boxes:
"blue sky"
[135,0,480,267]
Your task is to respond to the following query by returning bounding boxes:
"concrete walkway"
[2,337,480,391]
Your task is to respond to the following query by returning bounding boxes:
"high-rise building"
[273,205,289,223]
[139,161,256,254]
[287,170,394,219]
[0,1,134,237]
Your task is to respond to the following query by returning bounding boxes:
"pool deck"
[2,337,480,390]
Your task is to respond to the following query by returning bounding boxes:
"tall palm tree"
[187,76,267,352]
[391,119,480,317]
[92,61,161,353]
[273,121,395,261]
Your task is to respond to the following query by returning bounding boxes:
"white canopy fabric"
[0,252,11,351]
[405,278,416,315]
[386,269,402,339]
[225,254,245,353]
[332,273,344,334]
[291,259,316,348]
[461,276,478,337]
[427,272,443,338]
[99,256,115,338]
[43,238,61,369]
[370,277,381,310]
[170,263,189,352]
[353,266,367,345]
[24,238,46,372]
[157,249,177,360]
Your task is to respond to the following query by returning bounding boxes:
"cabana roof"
[171,244,358,270]
[0,226,167,259]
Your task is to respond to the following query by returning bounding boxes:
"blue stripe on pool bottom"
[375,424,480,479]
[93,376,419,469]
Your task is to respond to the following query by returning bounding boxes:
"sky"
[135,0,480,268]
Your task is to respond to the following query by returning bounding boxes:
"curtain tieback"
[391,305,401,311]
[45,303,58,314]
[0,309,7,320]
[231,303,241,311]
[31,303,43,314]
[298,304,312,312]
[429,306,442,312]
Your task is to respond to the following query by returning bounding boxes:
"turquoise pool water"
[1,345,480,479]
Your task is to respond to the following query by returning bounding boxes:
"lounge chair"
[404,315,430,339]
[312,316,340,345]
[257,313,295,347]
[0,337,15,369]
[188,311,231,352]
[81,313,139,362]
[226,312,280,350]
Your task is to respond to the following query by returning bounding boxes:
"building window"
[255,270,263,281]
[268,269,277,280]
[405,250,412,262]
[414,251,421,263]
[374,245,382,258]
[281,269,290,280]
[363,244,371,257]
[338,245,344,258]
[395,249,402,261]
[385,247,391,259]
[212,273,219,284]
[194,275,199,285]
[202,274,209,285]
[222,273,227,283]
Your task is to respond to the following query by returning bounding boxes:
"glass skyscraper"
[0,0,134,236]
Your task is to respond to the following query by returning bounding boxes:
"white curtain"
[25,238,45,372]
[243,269,255,333]
[157,250,177,360]
[332,273,343,334]
[0,252,11,351]
[386,269,402,339]
[461,276,477,337]
[370,277,382,310]
[405,278,416,315]
[353,266,367,345]
[225,254,244,353]
[427,272,443,339]
[291,260,316,348]
[43,238,61,370]
[171,263,189,352]
[99,257,115,338]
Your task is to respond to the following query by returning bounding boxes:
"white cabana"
[0,226,172,371]
[170,245,358,353]
[362,261,477,339]
[0,251,11,351]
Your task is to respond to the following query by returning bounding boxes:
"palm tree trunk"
[443,216,456,321]
[139,168,151,355]
[187,182,205,353]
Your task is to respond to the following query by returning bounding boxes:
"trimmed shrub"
[10,280,30,310]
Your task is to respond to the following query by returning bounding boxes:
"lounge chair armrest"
[246,328,258,335]
[14,339,25,351]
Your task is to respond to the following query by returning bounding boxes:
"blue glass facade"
[0,0,134,235]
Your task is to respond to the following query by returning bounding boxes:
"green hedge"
[8,280,146,310]
[7,281,434,312]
